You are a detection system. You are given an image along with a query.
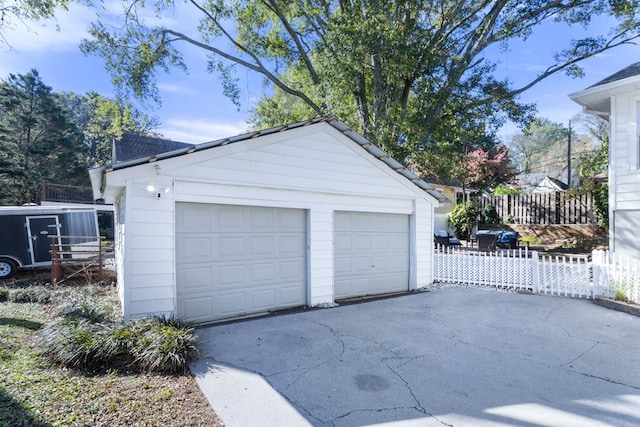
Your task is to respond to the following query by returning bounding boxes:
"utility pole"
[567,120,572,189]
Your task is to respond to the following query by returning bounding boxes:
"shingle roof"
[113,133,194,163]
[100,116,446,202]
[588,61,640,89]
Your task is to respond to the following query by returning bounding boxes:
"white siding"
[109,124,421,200]
[610,91,640,259]
[106,122,438,319]
[122,177,176,319]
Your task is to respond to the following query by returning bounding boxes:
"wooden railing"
[41,183,95,204]
[50,236,108,285]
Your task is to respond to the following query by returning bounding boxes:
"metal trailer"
[0,206,99,279]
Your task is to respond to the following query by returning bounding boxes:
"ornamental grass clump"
[10,286,52,304]
[42,319,112,369]
[42,313,198,373]
[132,316,199,374]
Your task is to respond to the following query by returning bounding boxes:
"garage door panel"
[179,266,213,291]
[219,264,246,285]
[177,203,306,322]
[249,236,275,255]
[251,262,276,282]
[279,210,305,229]
[178,204,212,231]
[177,236,212,261]
[217,206,246,230]
[279,235,306,253]
[181,296,214,321]
[252,289,276,310]
[217,293,247,316]
[334,211,409,300]
[280,259,305,279]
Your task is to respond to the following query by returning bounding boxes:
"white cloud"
[159,118,250,143]
[157,83,198,95]
[2,3,97,53]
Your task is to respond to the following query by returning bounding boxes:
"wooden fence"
[433,247,640,304]
[475,191,595,225]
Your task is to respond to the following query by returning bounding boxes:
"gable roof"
[588,61,640,89]
[95,116,446,203]
[570,61,640,117]
[533,176,568,193]
[113,132,194,163]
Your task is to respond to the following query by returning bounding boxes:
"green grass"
[0,281,221,427]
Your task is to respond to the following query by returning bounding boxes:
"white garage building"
[90,116,445,322]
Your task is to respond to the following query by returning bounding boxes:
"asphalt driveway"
[191,287,640,426]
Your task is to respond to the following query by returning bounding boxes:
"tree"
[0,70,89,205]
[82,0,640,175]
[508,117,598,190]
[1,0,71,46]
[463,145,516,191]
[58,92,161,165]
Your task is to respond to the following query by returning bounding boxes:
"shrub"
[0,287,8,302]
[449,201,479,239]
[479,204,499,224]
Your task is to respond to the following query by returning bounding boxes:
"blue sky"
[2,4,639,143]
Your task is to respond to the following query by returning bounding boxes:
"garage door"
[334,211,409,299]
[176,203,307,322]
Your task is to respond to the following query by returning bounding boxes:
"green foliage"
[9,287,52,304]
[449,202,479,240]
[479,204,499,225]
[0,0,71,47]
[58,92,160,166]
[82,0,640,182]
[493,184,521,195]
[131,316,199,374]
[42,313,198,373]
[613,281,629,302]
[0,70,90,205]
[0,287,8,302]
[521,235,542,246]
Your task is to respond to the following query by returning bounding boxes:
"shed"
[89,116,445,322]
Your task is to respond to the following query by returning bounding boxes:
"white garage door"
[176,203,307,322]
[334,211,409,299]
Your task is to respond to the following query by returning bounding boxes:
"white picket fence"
[433,247,640,302]
[592,250,640,303]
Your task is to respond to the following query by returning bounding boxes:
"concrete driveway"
[191,287,640,426]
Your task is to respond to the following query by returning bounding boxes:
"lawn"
[0,274,223,427]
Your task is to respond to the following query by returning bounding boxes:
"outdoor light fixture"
[146,164,170,198]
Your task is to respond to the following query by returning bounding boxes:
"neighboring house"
[89,116,446,323]
[112,132,195,163]
[426,183,463,234]
[515,171,571,193]
[570,61,640,259]
[532,176,568,194]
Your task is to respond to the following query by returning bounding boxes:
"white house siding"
[120,177,176,319]
[114,191,127,317]
[610,92,640,258]
[103,123,437,320]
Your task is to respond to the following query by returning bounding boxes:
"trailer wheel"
[0,258,17,279]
